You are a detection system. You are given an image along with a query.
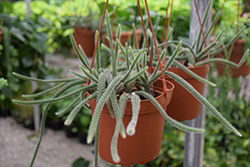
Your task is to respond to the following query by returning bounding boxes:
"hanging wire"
[161,0,171,43]
[213,0,227,34]
[193,0,210,60]
[131,5,138,48]
[143,0,170,93]
[163,0,174,65]
[237,0,240,34]
[163,0,173,51]
[137,0,154,68]
[87,0,110,85]
[241,0,248,17]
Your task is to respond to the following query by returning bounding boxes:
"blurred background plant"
[0,1,61,127]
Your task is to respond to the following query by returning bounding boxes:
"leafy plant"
[1,0,74,51]
[0,12,61,125]
[0,27,19,109]
[12,7,243,167]
[0,78,8,108]
[0,78,7,89]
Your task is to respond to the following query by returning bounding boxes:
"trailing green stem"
[174,60,216,87]
[196,41,218,59]
[12,84,96,105]
[70,70,88,80]
[95,30,101,71]
[79,65,98,83]
[121,50,143,82]
[87,75,123,144]
[165,71,242,137]
[12,72,80,83]
[29,79,88,167]
[22,82,67,98]
[126,92,140,136]
[135,91,204,133]
[111,92,127,163]
[55,95,81,116]
[149,41,182,84]
[210,26,246,56]
[64,92,97,125]
[195,48,249,68]
[70,33,91,71]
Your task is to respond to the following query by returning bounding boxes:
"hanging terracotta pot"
[216,39,250,77]
[73,27,95,57]
[88,79,174,166]
[0,29,3,44]
[104,29,142,48]
[164,64,210,121]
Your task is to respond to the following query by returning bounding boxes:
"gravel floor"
[0,117,109,167]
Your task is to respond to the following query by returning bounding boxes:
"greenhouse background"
[0,0,250,167]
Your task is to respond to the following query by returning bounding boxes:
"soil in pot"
[216,39,250,77]
[73,27,95,57]
[165,64,210,121]
[88,79,174,166]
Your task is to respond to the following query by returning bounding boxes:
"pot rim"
[88,79,174,115]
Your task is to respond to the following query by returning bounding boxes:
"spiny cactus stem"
[12,72,80,83]
[135,91,204,133]
[165,71,242,137]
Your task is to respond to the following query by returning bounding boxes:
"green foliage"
[0,78,9,109]
[0,78,8,89]
[1,0,72,51]
[213,0,238,28]
[0,14,54,108]
[0,27,19,109]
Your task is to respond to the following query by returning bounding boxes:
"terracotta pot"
[73,27,95,57]
[104,29,142,48]
[88,79,174,166]
[0,29,3,44]
[165,64,210,121]
[216,39,250,77]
